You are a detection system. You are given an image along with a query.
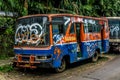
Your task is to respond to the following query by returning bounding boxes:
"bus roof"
[18,14,107,21]
[107,17,120,19]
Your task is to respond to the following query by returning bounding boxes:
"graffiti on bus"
[15,23,45,45]
[110,24,119,37]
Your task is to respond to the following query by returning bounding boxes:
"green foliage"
[27,0,120,17]
[0,17,15,58]
[0,65,13,72]
[0,0,119,16]
[22,7,28,16]
[0,0,120,59]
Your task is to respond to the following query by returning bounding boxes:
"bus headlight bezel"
[35,55,52,60]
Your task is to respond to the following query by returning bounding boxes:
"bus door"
[101,25,104,51]
[75,23,82,57]
[99,20,105,52]
[101,21,109,52]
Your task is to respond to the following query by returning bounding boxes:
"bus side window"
[84,23,88,33]
[76,23,81,42]
[52,24,59,35]
[70,23,75,34]
[88,23,92,32]
[59,24,64,34]
[84,23,92,33]
[93,24,101,33]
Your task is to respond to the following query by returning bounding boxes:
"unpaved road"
[0,54,119,80]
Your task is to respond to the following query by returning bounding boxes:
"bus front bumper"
[12,54,53,69]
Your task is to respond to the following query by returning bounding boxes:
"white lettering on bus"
[64,17,70,26]
[15,23,43,45]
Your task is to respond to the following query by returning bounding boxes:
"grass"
[0,64,13,72]
[0,54,9,60]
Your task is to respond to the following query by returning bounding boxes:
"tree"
[0,0,120,58]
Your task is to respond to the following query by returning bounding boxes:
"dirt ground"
[0,53,117,80]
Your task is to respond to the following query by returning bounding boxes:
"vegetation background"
[0,0,120,59]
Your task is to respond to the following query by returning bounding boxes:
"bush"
[0,64,13,72]
[0,17,16,59]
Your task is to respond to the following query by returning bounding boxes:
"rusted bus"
[13,14,109,72]
[107,17,120,52]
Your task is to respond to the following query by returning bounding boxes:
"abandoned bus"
[107,17,120,52]
[13,14,109,72]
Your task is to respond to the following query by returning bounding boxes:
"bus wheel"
[55,58,66,73]
[12,62,16,68]
[92,51,99,62]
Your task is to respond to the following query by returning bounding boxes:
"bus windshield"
[15,16,50,47]
[52,16,70,44]
[108,19,120,39]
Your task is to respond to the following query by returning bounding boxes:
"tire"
[12,62,17,68]
[55,58,66,73]
[92,51,99,62]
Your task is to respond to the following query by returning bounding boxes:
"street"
[63,55,120,80]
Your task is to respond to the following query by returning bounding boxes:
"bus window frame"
[84,22,102,33]
[70,23,76,34]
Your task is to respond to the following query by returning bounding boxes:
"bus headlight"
[35,55,52,60]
